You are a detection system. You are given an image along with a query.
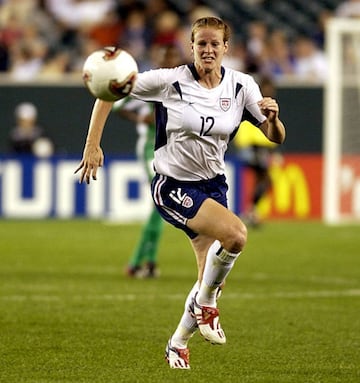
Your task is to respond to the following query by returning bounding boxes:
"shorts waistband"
[155,173,225,185]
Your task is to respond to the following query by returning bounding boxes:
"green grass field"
[1,219,359,383]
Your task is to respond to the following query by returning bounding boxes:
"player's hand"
[258,97,279,122]
[74,144,104,184]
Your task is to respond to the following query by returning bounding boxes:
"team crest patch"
[220,98,231,111]
[182,196,193,208]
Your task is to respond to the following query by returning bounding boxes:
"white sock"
[184,280,200,310]
[197,240,240,307]
[171,281,199,348]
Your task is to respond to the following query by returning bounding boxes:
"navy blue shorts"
[151,173,228,239]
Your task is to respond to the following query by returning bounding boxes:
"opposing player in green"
[113,98,162,277]
[113,44,185,277]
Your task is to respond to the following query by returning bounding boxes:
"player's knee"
[223,221,247,253]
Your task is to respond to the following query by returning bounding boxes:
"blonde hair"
[191,17,230,43]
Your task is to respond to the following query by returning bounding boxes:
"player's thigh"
[187,198,246,247]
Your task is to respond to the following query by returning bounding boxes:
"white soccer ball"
[82,47,138,102]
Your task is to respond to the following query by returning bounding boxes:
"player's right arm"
[75,68,172,184]
[75,99,113,184]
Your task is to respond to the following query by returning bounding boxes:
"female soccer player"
[75,17,285,369]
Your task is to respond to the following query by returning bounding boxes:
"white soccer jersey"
[131,64,266,181]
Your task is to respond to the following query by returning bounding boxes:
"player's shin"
[171,281,199,348]
[197,240,241,307]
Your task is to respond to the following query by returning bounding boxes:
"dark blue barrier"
[0,83,323,155]
[0,156,243,220]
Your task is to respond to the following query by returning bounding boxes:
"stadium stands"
[0,0,345,80]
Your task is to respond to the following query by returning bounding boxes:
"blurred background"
[0,0,359,223]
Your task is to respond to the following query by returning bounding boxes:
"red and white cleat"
[165,338,190,369]
[194,297,226,345]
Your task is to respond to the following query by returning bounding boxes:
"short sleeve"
[131,68,173,102]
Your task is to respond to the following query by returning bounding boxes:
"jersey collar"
[188,63,225,83]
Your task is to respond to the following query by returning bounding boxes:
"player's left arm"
[258,97,286,144]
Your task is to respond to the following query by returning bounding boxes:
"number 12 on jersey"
[200,116,215,136]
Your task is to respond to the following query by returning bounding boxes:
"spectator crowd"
[0,0,357,83]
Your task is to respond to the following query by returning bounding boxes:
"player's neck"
[195,64,222,89]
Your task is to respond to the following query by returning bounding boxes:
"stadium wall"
[0,83,322,155]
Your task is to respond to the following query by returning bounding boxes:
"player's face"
[192,27,228,74]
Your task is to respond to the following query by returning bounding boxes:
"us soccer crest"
[220,98,231,111]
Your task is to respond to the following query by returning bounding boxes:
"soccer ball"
[82,47,138,102]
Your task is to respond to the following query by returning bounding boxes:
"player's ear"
[224,41,229,53]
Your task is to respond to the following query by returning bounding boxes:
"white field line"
[1,289,360,302]
[1,268,358,286]
[250,273,359,286]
